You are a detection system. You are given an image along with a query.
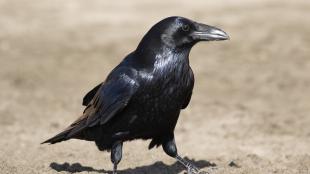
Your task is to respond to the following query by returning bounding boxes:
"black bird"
[42,16,229,174]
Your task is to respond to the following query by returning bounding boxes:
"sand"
[1,0,310,173]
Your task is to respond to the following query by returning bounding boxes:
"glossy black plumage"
[43,16,229,174]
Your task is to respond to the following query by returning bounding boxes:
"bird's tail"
[42,114,89,144]
[41,127,75,144]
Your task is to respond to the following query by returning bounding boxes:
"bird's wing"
[42,67,139,144]
[67,67,139,137]
[82,83,102,106]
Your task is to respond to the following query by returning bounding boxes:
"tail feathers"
[42,114,90,144]
[41,126,76,144]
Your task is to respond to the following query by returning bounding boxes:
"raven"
[42,16,229,174]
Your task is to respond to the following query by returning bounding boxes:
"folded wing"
[42,67,139,144]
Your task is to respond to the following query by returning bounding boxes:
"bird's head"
[137,16,229,52]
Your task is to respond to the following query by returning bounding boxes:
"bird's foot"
[186,164,200,174]
[176,155,201,174]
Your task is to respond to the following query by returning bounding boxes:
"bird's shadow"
[50,157,216,174]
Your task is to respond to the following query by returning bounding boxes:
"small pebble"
[228,161,241,168]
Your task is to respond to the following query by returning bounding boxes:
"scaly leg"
[111,141,123,174]
[176,155,200,174]
[162,134,201,174]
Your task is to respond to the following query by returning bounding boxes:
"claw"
[186,165,215,174]
[186,167,195,174]
[187,164,199,174]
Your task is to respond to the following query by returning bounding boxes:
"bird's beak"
[191,23,229,41]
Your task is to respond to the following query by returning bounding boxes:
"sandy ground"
[1,0,310,173]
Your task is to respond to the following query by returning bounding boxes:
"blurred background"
[1,0,310,173]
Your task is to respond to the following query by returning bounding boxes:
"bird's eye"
[182,25,190,32]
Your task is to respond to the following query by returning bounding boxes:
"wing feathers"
[42,68,139,144]
[82,83,102,106]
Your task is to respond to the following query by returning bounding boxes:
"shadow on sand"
[50,157,216,174]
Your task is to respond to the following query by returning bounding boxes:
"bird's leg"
[111,141,123,174]
[162,134,200,174]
